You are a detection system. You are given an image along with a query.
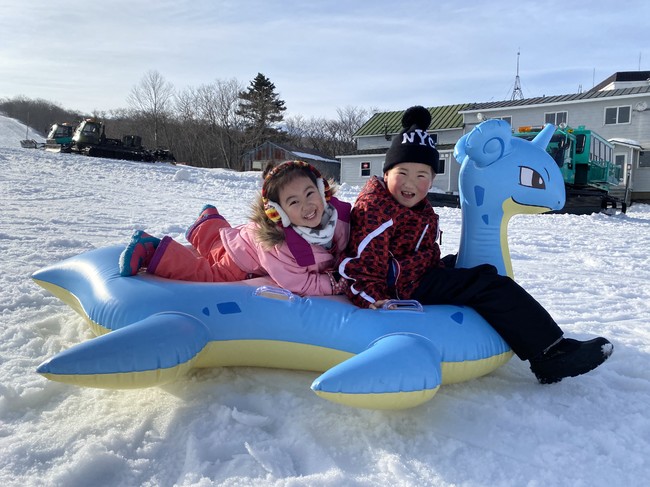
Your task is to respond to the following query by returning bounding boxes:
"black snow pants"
[413,264,563,360]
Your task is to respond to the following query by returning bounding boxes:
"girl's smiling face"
[383,162,434,208]
[278,175,325,228]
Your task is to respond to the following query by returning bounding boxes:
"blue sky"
[0,0,648,119]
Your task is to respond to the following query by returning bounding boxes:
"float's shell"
[33,245,512,409]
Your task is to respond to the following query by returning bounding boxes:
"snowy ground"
[1,114,649,486]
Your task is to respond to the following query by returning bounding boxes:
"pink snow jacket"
[221,197,351,296]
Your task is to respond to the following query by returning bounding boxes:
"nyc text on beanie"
[383,105,440,173]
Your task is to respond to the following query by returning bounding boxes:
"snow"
[608,137,642,148]
[289,151,339,164]
[0,115,46,144]
[1,113,649,487]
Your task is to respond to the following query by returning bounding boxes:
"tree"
[0,96,86,136]
[236,73,286,147]
[203,78,247,169]
[171,79,247,168]
[127,70,175,146]
[283,106,375,159]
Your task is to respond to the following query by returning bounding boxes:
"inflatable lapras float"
[33,120,565,409]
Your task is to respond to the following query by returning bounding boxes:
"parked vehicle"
[44,118,175,163]
[45,122,76,152]
[69,119,175,162]
[513,125,627,214]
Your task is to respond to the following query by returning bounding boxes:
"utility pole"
[511,49,524,101]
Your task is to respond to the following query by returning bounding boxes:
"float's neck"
[457,199,513,278]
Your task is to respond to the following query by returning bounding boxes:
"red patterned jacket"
[338,176,441,308]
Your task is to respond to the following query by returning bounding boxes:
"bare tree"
[283,106,374,158]
[0,96,86,136]
[170,79,247,168]
[335,106,375,147]
[127,70,175,146]
[197,78,246,169]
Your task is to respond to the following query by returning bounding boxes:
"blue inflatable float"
[33,120,565,410]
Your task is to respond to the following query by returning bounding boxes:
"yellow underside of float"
[35,280,112,337]
[314,386,442,410]
[194,340,513,385]
[39,362,197,389]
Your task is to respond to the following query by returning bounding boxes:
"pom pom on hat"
[383,105,440,174]
[402,105,432,132]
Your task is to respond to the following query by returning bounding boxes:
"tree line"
[0,71,376,170]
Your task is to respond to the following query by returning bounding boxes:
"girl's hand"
[327,270,349,295]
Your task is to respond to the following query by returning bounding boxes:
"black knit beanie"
[383,105,440,173]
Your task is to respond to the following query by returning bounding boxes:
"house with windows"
[339,71,650,202]
[242,141,340,181]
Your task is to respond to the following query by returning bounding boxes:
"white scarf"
[291,204,337,248]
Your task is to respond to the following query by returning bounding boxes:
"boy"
[338,106,612,384]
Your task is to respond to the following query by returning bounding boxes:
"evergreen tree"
[237,73,287,145]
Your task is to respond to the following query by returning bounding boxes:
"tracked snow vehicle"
[513,125,626,214]
[45,122,76,152]
[23,118,175,162]
[69,119,175,162]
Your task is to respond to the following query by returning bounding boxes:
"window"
[605,106,631,125]
[589,138,612,162]
[360,161,371,177]
[639,151,650,168]
[615,154,626,170]
[436,157,446,175]
[500,116,512,127]
[544,111,568,126]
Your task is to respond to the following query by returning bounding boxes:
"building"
[242,141,341,181]
[339,71,650,202]
[339,104,467,196]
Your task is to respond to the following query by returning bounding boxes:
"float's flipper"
[37,312,210,388]
[311,333,442,410]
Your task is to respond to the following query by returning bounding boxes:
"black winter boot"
[529,337,613,384]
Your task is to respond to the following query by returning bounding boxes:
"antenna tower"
[511,49,524,100]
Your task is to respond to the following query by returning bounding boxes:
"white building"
[339,71,650,202]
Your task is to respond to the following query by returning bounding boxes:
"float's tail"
[37,312,210,388]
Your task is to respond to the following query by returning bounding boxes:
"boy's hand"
[369,299,389,310]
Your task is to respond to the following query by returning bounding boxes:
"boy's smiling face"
[383,162,434,208]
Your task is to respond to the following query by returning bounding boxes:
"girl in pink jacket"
[118,161,351,296]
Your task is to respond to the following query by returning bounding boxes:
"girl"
[119,160,351,296]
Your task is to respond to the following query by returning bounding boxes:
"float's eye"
[519,166,545,189]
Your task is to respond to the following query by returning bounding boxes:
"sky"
[1,114,650,486]
[1,0,649,120]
